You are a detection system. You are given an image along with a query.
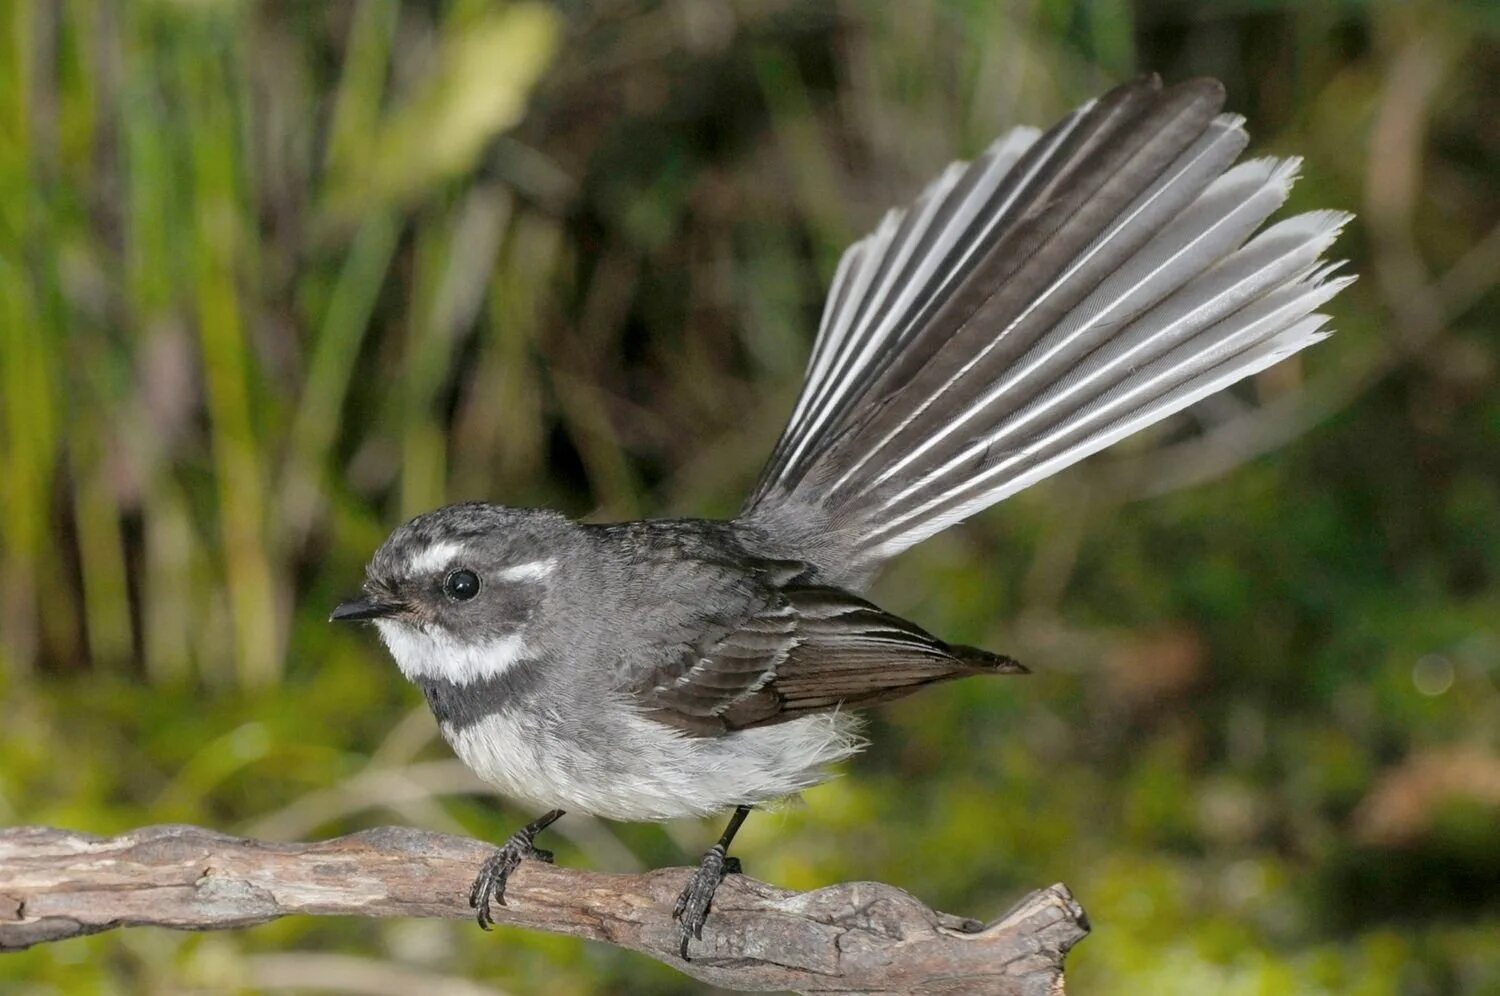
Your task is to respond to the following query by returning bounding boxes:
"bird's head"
[332,502,577,686]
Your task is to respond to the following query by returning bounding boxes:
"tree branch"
[0,824,1087,994]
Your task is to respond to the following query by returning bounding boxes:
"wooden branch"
[0,824,1088,994]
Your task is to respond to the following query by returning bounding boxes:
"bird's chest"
[437,700,734,822]
[440,709,584,811]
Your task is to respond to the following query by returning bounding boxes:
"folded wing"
[633,583,1021,735]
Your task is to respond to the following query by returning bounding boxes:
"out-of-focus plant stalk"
[0,0,56,676]
[184,26,280,688]
[282,213,400,543]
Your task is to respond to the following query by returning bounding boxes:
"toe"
[469,873,488,915]
[473,882,494,930]
[468,850,516,929]
[673,847,734,958]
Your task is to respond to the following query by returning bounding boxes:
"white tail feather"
[869,315,1336,557]
[867,263,1353,552]
[768,123,1057,484]
[869,208,1351,523]
[851,128,1281,499]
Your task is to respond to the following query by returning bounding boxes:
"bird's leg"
[672,804,751,959]
[468,808,565,929]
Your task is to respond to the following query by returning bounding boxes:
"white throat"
[374,620,531,686]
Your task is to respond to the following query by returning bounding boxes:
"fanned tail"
[741,76,1353,581]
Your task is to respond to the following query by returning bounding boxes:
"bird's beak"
[329,598,401,622]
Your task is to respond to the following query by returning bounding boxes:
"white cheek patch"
[375,620,531,686]
[496,558,558,582]
[406,541,465,577]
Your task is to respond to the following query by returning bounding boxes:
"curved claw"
[672,847,740,960]
[469,847,523,930]
[468,809,566,930]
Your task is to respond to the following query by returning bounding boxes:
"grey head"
[331,502,585,691]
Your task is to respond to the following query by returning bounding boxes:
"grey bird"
[332,75,1353,957]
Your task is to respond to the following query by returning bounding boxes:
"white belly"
[442,709,864,822]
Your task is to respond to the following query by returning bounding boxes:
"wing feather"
[633,581,1021,735]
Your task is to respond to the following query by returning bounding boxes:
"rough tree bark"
[0,824,1088,994]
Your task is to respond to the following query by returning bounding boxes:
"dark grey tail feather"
[740,76,1351,584]
[750,75,1180,507]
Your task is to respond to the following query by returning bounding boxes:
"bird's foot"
[672,849,742,959]
[468,808,565,929]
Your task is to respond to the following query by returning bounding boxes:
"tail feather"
[752,77,1151,506]
[756,127,1044,501]
[823,78,1227,484]
[741,76,1354,583]
[867,280,1352,556]
[868,206,1352,533]
[839,122,1268,503]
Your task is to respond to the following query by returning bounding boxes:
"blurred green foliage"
[1,1,1497,993]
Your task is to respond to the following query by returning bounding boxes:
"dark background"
[1,1,1497,992]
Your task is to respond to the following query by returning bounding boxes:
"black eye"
[443,569,481,602]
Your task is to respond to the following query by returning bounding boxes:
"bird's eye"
[443,569,481,602]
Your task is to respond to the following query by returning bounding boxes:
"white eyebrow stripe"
[496,558,558,582]
[407,541,465,576]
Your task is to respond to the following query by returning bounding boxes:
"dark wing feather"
[635,597,796,729]
[633,583,1023,736]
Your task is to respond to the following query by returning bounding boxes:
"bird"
[331,74,1353,959]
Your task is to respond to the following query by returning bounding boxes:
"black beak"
[329,598,401,622]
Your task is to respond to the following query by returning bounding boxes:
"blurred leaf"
[325,3,560,218]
